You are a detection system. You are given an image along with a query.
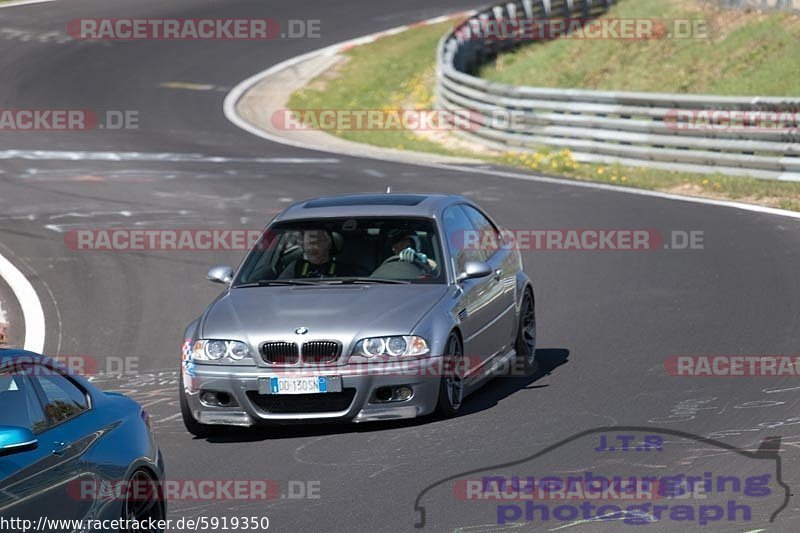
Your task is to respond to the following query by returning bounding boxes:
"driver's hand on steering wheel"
[399,247,425,265]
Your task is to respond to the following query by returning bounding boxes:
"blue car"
[0,349,165,532]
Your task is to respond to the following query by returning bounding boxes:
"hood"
[201,284,449,353]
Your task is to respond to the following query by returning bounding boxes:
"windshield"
[233,217,445,286]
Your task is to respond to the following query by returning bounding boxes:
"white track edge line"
[0,0,55,9]
[0,252,45,352]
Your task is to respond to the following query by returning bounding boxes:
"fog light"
[200,391,233,407]
[200,391,219,406]
[375,387,393,402]
[394,386,413,401]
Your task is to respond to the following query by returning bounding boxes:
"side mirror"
[207,265,234,285]
[0,426,38,455]
[456,261,493,283]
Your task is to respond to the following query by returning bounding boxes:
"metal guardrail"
[435,0,800,180]
[720,0,800,12]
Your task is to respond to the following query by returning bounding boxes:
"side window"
[0,369,48,434]
[35,372,89,425]
[461,205,501,260]
[442,206,485,274]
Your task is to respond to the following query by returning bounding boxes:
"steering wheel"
[380,253,428,274]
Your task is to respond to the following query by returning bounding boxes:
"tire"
[121,469,166,532]
[179,371,220,438]
[435,332,464,418]
[514,289,538,376]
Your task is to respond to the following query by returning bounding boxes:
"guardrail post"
[521,0,534,18]
[477,12,491,69]
[492,5,506,51]
[503,3,518,51]
[506,2,517,19]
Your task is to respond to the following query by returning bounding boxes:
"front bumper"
[182,357,445,425]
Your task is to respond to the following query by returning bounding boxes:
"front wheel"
[514,290,538,376]
[435,333,464,418]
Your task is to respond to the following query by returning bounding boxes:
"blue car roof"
[0,348,45,360]
[0,349,94,390]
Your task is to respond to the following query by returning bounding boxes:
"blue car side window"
[0,370,48,434]
[35,373,89,426]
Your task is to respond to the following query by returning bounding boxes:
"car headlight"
[355,336,429,358]
[192,339,251,361]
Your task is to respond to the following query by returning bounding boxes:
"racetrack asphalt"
[0,0,799,530]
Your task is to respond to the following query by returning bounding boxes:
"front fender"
[183,319,200,343]
[411,287,461,357]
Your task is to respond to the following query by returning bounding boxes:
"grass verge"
[289,10,800,212]
[479,0,800,95]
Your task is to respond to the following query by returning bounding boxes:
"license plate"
[258,376,342,395]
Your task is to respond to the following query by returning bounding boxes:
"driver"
[279,229,338,278]
[389,231,437,272]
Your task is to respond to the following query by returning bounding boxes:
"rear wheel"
[515,289,537,376]
[121,469,165,532]
[435,333,464,418]
[179,371,220,438]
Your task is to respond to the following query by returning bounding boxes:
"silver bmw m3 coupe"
[180,193,537,436]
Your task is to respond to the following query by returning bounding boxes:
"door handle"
[494,269,503,281]
[52,442,70,456]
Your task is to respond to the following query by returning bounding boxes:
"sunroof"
[304,195,426,208]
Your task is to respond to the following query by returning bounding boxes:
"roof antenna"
[385,186,392,194]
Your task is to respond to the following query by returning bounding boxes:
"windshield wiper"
[233,279,323,288]
[334,277,411,285]
[235,278,411,287]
